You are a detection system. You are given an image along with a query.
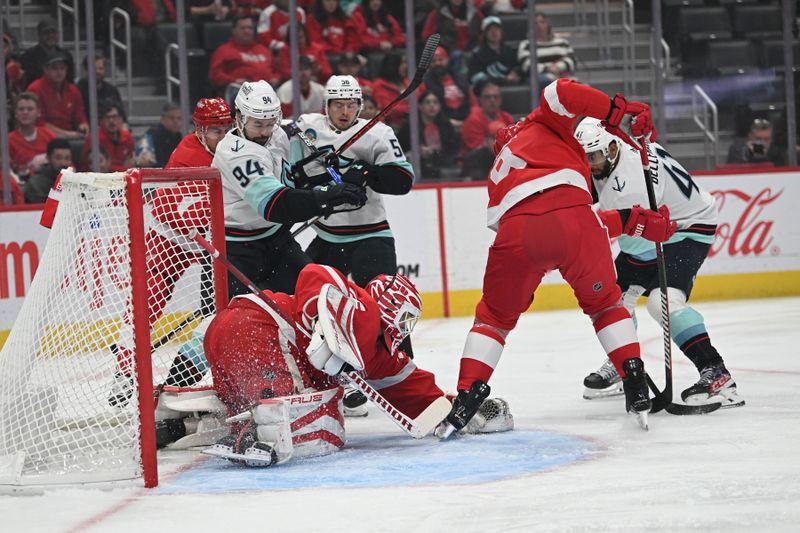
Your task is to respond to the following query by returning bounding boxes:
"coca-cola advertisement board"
[696,172,800,274]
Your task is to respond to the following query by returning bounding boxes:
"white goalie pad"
[278,386,345,459]
[155,387,229,449]
[316,284,365,371]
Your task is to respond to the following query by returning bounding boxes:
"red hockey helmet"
[366,274,422,356]
[193,97,233,127]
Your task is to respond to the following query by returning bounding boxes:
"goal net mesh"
[0,169,225,486]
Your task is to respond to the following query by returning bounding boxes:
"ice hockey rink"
[2,296,799,532]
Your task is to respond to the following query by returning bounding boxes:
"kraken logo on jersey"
[305,128,317,142]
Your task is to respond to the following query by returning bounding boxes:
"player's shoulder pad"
[353,118,396,141]
[296,113,325,130]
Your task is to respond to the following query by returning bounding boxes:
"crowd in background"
[1,0,790,205]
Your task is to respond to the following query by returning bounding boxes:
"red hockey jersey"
[486,79,613,230]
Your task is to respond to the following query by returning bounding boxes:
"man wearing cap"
[167,97,233,168]
[334,53,372,96]
[424,46,473,125]
[468,16,520,86]
[21,17,75,86]
[276,55,325,119]
[26,51,88,139]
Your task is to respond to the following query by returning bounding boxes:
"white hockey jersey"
[290,113,414,242]
[595,140,718,258]
[212,126,291,240]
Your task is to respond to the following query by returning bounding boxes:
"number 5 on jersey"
[233,160,267,188]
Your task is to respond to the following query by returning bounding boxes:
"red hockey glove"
[621,205,677,242]
[605,94,657,144]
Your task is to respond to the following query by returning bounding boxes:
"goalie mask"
[366,274,422,356]
[234,80,282,146]
[324,75,363,131]
[575,117,619,180]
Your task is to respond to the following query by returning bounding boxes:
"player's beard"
[592,161,612,180]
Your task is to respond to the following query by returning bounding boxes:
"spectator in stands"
[208,15,278,100]
[399,90,459,181]
[373,52,425,129]
[726,118,786,167]
[24,138,73,204]
[188,0,232,25]
[0,151,25,206]
[275,24,332,83]
[4,33,26,102]
[307,0,360,54]
[422,0,483,56]
[79,101,135,172]
[352,0,405,53]
[518,12,575,85]
[468,16,520,86]
[459,79,514,156]
[136,103,184,168]
[424,46,474,127]
[475,0,525,14]
[361,94,379,120]
[27,51,89,140]
[7,92,57,179]
[77,52,123,112]
[335,52,372,96]
[460,119,505,181]
[257,0,305,50]
[21,17,76,86]
[277,55,325,119]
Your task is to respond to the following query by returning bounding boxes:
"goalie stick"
[607,125,721,416]
[188,230,448,438]
[290,33,441,238]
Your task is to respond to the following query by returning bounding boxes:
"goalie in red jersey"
[198,263,512,467]
[438,79,678,436]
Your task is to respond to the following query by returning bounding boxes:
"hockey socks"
[591,306,640,374]
[457,325,507,391]
[670,307,724,371]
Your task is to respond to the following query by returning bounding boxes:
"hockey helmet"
[366,273,422,356]
[324,75,363,129]
[234,80,282,144]
[574,117,619,178]
[193,97,233,128]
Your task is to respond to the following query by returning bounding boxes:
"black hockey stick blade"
[646,375,722,415]
[404,33,440,95]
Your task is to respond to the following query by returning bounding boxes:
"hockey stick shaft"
[188,231,434,437]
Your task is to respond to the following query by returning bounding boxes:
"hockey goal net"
[0,168,227,488]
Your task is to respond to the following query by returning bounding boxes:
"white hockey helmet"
[234,80,282,143]
[574,117,619,177]
[324,75,363,129]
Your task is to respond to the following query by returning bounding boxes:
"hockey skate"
[681,362,745,409]
[203,426,278,467]
[107,372,135,408]
[622,358,651,430]
[343,385,368,417]
[463,397,514,434]
[582,358,624,400]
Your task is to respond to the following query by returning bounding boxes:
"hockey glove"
[605,93,657,143]
[313,182,368,216]
[621,205,677,242]
[341,160,376,187]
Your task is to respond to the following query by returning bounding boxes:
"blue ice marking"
[159,430,597,493]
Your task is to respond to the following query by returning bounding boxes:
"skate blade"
[344,405,369,417]
[582,384,624,400]
[631,410,649,430]
[202,444,244,463]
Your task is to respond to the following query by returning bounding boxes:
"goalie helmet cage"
[0,168,228,489]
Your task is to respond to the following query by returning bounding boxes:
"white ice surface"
[3,297,799,533]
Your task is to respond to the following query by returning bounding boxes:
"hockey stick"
[620,130,720,416]
[188,230,447,438]
[289,33,441,238]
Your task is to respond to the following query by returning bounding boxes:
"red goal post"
[0,167,228,489]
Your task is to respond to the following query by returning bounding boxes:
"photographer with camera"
[726,118,786,167]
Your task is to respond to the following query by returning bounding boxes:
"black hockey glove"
[313,183,368,216]
[341,160,377,188]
